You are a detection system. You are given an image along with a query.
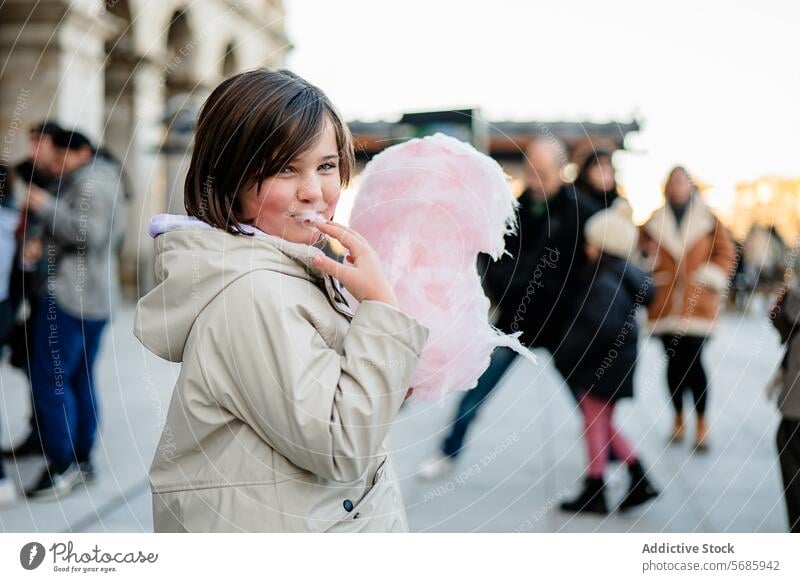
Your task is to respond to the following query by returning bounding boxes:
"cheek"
[244,180,296,229]
[257,180,296,213]
[322,178,341,206]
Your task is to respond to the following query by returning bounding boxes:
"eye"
[279,166,295,175]
[319,162,338,172]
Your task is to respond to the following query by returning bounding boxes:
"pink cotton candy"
[349,133,536,401]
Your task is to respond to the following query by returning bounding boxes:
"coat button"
[343,499,354,512]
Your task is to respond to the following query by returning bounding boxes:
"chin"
[294,233,321,246]
[282,226,321,246]
[258,220,318,245]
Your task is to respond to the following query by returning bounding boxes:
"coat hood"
[134,214,328,362]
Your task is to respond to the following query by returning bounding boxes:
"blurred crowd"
[0,122,797,534]
[416,140,800,532]
[0,121,126,504]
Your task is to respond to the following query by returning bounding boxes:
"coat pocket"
[153,483,282,532]
[327,456,389,525]
[324,456,406,532]
[273,457,391,532]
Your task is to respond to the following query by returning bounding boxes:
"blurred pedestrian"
[23,129,126,499]
[574,149,619,209]
[0,163,23,506]
[556,198,658,515]
[768,282,800,532]
[14,120,61,192]
[418,138,601,479]
[639,166,735,451]
[1,120,61,460]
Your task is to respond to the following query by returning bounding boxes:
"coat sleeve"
[693,219,735,292]
[483,231,525,303]
[205,270,429,483]
[558,273,629,364]
[774,281,800,344]
[783,284,800,323]
[35,170,118,250]
[582,285,632,346]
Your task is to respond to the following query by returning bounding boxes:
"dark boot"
[560,476,608,515]
[618,459,659,511]
[1,432,44,459]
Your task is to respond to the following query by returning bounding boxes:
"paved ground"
[0,303,790,532]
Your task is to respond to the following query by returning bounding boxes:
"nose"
[297,175,323,205]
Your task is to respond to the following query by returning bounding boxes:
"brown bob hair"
[184,68,354,234]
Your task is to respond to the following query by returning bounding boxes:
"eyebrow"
[291,153,338,163]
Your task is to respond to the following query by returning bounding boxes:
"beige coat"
[640,196,735,336]
[134,220,429,532]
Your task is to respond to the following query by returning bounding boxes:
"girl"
[639,167,735,451]
[134,69,429,532]
[556,199,658,514]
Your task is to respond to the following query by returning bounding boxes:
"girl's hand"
[312,220,399,308]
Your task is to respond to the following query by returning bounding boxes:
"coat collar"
[247,229,357,319]
[254,232,358,319]
[149,213,356,319]
[644,195,716,259]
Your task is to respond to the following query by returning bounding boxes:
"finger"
[322,220,368,243]
[311,253,356,282]
[316,221,368,254]
[316,220,364,242]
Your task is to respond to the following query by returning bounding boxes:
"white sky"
[285,0,800,221]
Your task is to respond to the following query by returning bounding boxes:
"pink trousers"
[578,393,637,478]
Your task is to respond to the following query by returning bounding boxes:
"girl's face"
[241,118,341,245]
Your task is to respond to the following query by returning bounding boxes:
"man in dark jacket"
[23,129,126,499]
[418,138,602,478]
[2,120,62,461]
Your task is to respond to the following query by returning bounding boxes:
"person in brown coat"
[639,166,735,451]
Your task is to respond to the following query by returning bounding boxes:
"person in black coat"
[485,179,601,351]
[418,138,602,479]
[573,149,620,209]
[555,198,659,515]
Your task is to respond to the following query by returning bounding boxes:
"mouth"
[290,210,327,228]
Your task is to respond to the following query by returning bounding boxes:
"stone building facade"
[0,0,289,292]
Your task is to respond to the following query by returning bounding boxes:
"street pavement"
[0,303,789,532]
